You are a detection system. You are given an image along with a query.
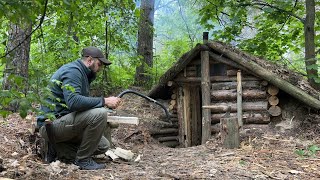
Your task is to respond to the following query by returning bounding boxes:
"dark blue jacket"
[37,59,104,128]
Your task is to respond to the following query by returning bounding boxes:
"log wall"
[209,63,272,125]
[154,57,284,148]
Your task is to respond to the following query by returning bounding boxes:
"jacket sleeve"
[60,68,104,111]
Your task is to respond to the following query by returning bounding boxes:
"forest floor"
[1,91,320,180]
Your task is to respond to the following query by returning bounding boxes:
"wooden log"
[161,141,179,148]
[170,100,176,106]
[169,104,175,111]
[157,136,178,142]
[211,89,267,100]
[159,114,177,120]
[108,116,139,125]
[212,112,270,124]
[177,87,185,146]
[261,80,268,86]
[268,105,281,116]
[203,101,268,113]
[220,117,240,149]
[183,85,191,147]
[211,80,264,90]
[267,85,279,95]
[175,76,259,83]
[237,70,243,127]
[268,95,279,106]
[201,50,211,144]
[208,42,320,110]
[171,93,177,100]
[167,81,174,87]
[149,128,179,135]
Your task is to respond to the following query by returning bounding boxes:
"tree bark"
[134,0,155,87]
[2,22,32,93]
[304,0,319,90]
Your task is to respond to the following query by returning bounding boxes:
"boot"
[74,157,105,170]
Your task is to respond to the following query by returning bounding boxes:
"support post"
[201,32,211,144]
[237,70,243,127]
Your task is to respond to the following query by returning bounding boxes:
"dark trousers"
[40,108,111,161]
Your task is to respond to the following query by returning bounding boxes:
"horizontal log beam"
[157,136,179,142]
[212,112,270,124]
[203,101,268,113]
[149,128,179,135]
[211,80,264,90]
[175,76,259,83]
[211,89,267,100]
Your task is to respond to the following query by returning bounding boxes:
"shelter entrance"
[178,84,202,147]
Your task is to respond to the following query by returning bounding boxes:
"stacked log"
[210,66,271,127]
[169,91,178,114]
[152,90,180,148]
[267,85,281,116]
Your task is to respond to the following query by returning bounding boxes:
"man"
[37,46,121,170]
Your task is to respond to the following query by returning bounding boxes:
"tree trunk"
[2,22,32,93]
[304,0,319,90]
[134,0,155,87]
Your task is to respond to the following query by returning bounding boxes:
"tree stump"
[220,117,240,149]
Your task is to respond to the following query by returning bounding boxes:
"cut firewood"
[171,93,177,100]
[170,100,176,106]
[268,95,279,106]
[113,147,134,161]
[268,105,281,116]
[105,150,119,160]
[167,81,174,87]
[107,116,139,125]
[267,85,279,95]
[261,80,268,86]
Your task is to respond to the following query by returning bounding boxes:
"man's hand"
[104,96,121,109]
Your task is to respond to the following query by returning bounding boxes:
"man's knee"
[88,108,108,125]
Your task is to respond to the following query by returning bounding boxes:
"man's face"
[89,58,104,73]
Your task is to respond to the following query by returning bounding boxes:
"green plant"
[295,144,320,158]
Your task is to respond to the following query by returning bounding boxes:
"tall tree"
[2,22,32,92]
[1,0,47,93]
[198,0,319,89]
[135,0,155,87]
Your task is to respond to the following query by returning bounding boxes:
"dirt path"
[0,95,320,179]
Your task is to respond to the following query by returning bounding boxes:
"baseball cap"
[82,46,112,65]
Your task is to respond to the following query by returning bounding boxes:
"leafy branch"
[0,0,48,59]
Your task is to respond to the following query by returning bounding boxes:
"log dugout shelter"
[148,39,320,148]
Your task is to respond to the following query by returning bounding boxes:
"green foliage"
[152,38,192,83]
[197,0,319,80]
[0,73,53,118]
[295,145,320,158]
